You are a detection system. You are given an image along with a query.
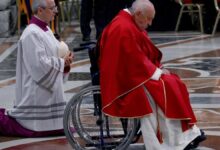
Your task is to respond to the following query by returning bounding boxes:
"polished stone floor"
[0,20,220,150]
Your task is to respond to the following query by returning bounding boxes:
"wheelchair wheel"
[63,85,138,150]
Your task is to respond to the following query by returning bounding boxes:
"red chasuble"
[99,10,196,131]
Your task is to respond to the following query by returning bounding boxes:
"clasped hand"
[64,51,74,66]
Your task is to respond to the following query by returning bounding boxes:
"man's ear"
[38,7,44,14]
[135,10,142,17]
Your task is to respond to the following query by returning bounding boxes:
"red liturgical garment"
[99,10,196,131]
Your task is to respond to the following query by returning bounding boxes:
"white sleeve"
[150,68,162,80]
[21,31,64,91]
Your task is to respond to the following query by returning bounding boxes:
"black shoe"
[82,36,91,41]
[184,130,207,150]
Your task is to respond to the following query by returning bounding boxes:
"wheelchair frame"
[63,85,140,150]
[63,42,142,149]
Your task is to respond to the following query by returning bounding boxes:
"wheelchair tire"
[63,85,138,150]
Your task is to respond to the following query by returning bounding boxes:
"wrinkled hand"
[162,68,170,75]
[64,51,74,66]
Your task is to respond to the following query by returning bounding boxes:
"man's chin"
[140,25,148,30]
[141,27,147,31]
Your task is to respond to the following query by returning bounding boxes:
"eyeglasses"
[47,6,58,12]
[41,5,58,12]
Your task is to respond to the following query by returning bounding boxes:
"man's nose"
[54,10,58,14]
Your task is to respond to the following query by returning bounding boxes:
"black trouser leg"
[80,0,94,40]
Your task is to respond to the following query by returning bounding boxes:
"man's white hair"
[131,0,154,14]
[32,0,47,14]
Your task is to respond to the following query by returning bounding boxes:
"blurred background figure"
[80,0,93,41]
[80,0,134,41]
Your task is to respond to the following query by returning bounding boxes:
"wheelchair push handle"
[73,41,97,52]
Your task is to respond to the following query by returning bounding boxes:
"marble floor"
[0,20,220,150]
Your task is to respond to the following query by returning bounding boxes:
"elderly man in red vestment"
[99,0,206,149]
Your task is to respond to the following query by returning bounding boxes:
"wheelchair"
[63,42,142,150]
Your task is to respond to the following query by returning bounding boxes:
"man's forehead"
[47,0,55,5]
[145,6,155,17]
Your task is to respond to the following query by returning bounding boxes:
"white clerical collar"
[124,8,131,15]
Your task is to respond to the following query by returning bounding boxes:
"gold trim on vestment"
[102,77,196,122]
[161,78,167,116]
[160,78,194,121]
[102,78,150,116]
